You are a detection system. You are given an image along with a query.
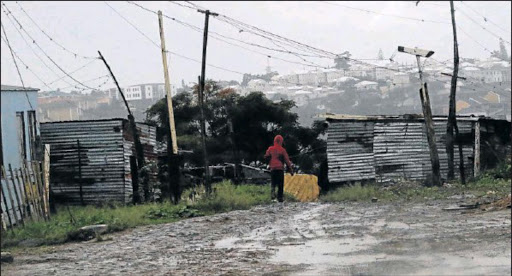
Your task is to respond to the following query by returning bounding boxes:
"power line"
[129,1,332,70]
[43,59,98,88]
[1,31,109,95]
[456,26,510,62]
[1,6,75,87]
[0,33,50,88]
[1,22,25,88]
[104,1,160,48]
[1,2,100,90]
[168,1,412,74]
[456,4,511,45]
[108,2,246,75]
[14,1,98,59]
[319,1,451,24]
[0,23,36,111]
[459,1,511,35]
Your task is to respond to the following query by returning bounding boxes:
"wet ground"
[2,200,511,275]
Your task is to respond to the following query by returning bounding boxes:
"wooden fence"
[1,160,50,230]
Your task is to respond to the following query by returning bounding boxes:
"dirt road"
[3,200,511,275]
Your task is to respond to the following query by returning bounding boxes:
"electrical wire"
[456,5,511,45]
[0,33,50,88]
[1,6,75,87]
[1,22,26,89]
[1,2,100,90]
[319,1,451,24]
[14,1,98,59]
[459,1,511,36]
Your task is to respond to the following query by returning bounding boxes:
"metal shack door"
[327,121,376,183]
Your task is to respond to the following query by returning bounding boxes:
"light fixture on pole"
[398,45,441,187]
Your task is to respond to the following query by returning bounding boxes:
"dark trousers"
[271,170,284,202]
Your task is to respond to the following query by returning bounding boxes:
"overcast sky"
[1,1,510,92]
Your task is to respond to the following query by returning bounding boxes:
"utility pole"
[98,51,146,202]
[398,46,441,186]
[198,9,218,194]
[158,11,181,203]
[446,0,466,184]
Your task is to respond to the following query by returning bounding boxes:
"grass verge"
[1,181,280,250]
[320,164,511,203]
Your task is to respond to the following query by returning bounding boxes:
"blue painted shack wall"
[1,89,39,169]
[1,87,39,227]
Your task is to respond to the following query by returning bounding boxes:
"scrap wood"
[479,194,511,211]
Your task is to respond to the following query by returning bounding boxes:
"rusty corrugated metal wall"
[327,117,476,184]
[40,119,159,205]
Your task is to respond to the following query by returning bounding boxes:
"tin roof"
[1,84,40,92]
[318,113,496,122]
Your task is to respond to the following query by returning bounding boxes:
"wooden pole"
[32,162,49,220]
[19,163,32,219]
[1,166,14,229]
[415,57,441,187]
[5,165,22,226]
[16,164,30,220]
[43,144,53,214]
[98,51,146,202]
[21,162,41,221]
[158,11,178,155]
[474,121,481,178]
[446,0,459,180]
[158,10,181,204]
[198,75,210,193]
[198,9,217,194]
[0,168,8,231]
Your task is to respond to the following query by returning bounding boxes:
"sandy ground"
[2,200,511,276]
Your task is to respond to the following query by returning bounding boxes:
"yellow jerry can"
[284,173,320,202]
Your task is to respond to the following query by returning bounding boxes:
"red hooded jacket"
[265,135,293,172]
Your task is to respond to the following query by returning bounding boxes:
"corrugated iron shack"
[324,114,510,185]
[40,118,159,205]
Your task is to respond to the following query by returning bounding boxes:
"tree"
[145,81,327,193]
[491,38,510,61]
[378,49,384,60]
[334,51,352,70]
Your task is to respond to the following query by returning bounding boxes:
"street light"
[398,45,441,187]
[398,46,435,91]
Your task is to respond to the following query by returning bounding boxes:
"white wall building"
[355,81,378,90]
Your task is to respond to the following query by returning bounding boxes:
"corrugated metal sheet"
[40,119,159,205]
[327,122,375,182]
[326,116,479,184]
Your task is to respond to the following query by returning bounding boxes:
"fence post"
[21,162,40,221]
[5,165,21,227]
[44,144,53,214]
[27,161,44,220]
[1,167,14,230]
[33,162,49,220]
[12,164,32,220]
[18,163,32,219]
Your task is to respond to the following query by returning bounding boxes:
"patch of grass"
[1,202,186,249]
[193,181,272,213]
[1,181,279,250]
[320,162,511,203]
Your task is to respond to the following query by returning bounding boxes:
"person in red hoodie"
[264,135,294,202]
